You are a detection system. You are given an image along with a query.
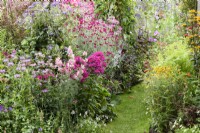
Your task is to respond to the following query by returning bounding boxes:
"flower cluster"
[55,47,106,82]
[152,66,172,77]
[148,30,159,43]
[0,105,13,113]
[87,52,107,74]
[63,0,80,6]
[182,9,200,75]
[61,0,123,57]
[36,73,54,81]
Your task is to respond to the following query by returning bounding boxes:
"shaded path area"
[105,84,150,133]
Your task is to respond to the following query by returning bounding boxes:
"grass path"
[105,84,150,133]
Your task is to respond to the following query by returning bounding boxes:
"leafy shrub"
[76,117,106,133]
[145,39,195,132]
[19,2,70,51]
[0,1,31,45]
[75,76,116,123]
[180,0,197,13]
[112,45,143,90]
[155,40,194,73]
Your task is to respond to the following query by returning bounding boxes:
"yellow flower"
[196,16,200,20]
[188,35,194,39]
[182,24,187,27]
[195,46,200,49]
[189,9,196,13]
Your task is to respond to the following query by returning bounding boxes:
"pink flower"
[74,56,85,70]
[87,51,107,74]
[55,57,63,67]
[81,69,89,82]
[36,75,43,80]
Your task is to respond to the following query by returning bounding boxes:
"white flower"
[83,51,87,56]
[71,110,75,115]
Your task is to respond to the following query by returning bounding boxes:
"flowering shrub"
[144,40,196,132]
[183,9,200,76]
[61,0,123,57]
[0,1,122,132]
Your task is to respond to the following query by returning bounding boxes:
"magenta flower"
[81,69,89,82]
[36,75,43,80]
[87,52,107,74]
[74,56,85,70]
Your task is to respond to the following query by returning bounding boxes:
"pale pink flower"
[67,46,73,56]
[83,51,87,56]
[55,57,63,67]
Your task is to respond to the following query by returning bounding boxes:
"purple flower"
[38,128,43,132]
[148,37,157,42]
[153,38,157,42]
[21,67,26,71]
[47,45,53,50]
[14,74,21,78]
[42,89,48,93]
[12,50,16,54]
[3,59,9,63]
[0,105,4,112]
[154,30,159,36]
[8,107,13,111]
[20,56,25,60]
[0,69,6,74]
[8,62,14,67]
[16,67,21,71]
[22,59,31,63]
[10,54,15,58]
[20,63,26,67]
[51,2,59,7]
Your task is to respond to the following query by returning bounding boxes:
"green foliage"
[145,39,195,132]
[0,28,7,49]
[176,125,200,133]
[75,76,116,122]
[0,1,31,45]
[20,4,72,51]
[113,45,143,90]
[76,117,106,133]
[180,0,197,13]
[32,76,79,132]
[0,71,40,132]
[156,40,194,73]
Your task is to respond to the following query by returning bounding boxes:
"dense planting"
[0,0,200,133]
